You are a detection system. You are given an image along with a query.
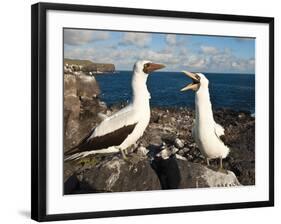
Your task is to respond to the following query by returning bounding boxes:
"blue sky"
[64,29,255,73]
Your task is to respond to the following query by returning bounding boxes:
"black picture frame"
[31,2,274,222]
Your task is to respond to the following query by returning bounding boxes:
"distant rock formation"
[82,63,115,73]
[64,58,115,74]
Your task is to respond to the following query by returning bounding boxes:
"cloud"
[183,55,207,69]
[211,48,254,72]
[200,45,219,54]
[64,48,96,60]
[92,31,110,41]
[64,30,255,73]
[64,30,109,45]
[65,42,254,72]
[175,45,255,73]
[248,58,255,65]
[230,58,255,71]
[65,46,140,66]
[139,50,178,65]
[166,34,177,45]
[120,33,151,47]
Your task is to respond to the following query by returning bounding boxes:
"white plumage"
[181,71,230,169]
[65,60,165,160]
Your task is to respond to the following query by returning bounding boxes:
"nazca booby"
[65,60,165,160]
[180,71,230,171]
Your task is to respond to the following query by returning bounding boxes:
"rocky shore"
[141,107,255,186]
[63,65,255,194]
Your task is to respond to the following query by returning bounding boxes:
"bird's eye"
[143,63,151,73]
[195,75,201,80]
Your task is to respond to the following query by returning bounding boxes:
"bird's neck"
[195,87,215,125]
[131,72,150,108]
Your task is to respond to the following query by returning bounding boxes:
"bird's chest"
[137,108,150,130]
[194,123,214,148]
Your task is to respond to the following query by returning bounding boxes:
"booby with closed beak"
[65,60,165,160]
[181,71,230,172]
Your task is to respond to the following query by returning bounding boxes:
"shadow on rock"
[151,156,181,190]
[64,174,110,194]
[147,144,181,190]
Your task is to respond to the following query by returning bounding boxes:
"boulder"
[64,156,240,194]
[63,94,81,151]
[64,74,77,96]
[77,75,100,98]
[64,75,81,151]
[64,95,80,119]
[137,146,149,158]
[63,72,106,153]
[174,138,184,148]
[81,158,161,192]
[177,160,241,188]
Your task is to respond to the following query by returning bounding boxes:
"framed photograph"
[31,2,274,222]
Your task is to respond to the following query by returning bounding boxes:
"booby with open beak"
[181,71,230,172]
[65,60,165,160]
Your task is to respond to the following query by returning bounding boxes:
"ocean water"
[95,71,255,113]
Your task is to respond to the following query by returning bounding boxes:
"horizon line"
[116,70,255,75]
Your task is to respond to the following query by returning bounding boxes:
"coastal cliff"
[64,58,115,74]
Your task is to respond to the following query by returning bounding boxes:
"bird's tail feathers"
[64,128,97,156]
[214,123,225,137]
[64,147,120,161]
[64,144,79,156]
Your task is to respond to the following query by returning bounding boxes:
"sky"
[64,28,255,73]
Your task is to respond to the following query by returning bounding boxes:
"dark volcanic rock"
[85,159,160,192]
[138,107,255,186]
[65,157,161,193]
[64,156,240,194]
[64,75,81,151]
[213,109,255,185]
[64,106,255,189]
[177,160,240,188]
[63,73,105,152]
[77,75,100,98]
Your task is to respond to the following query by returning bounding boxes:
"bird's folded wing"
[65,105,139,155]
[92,105,138,138]
[82,122,138,151]
[65,122,138,156]
[214,122,225,137]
